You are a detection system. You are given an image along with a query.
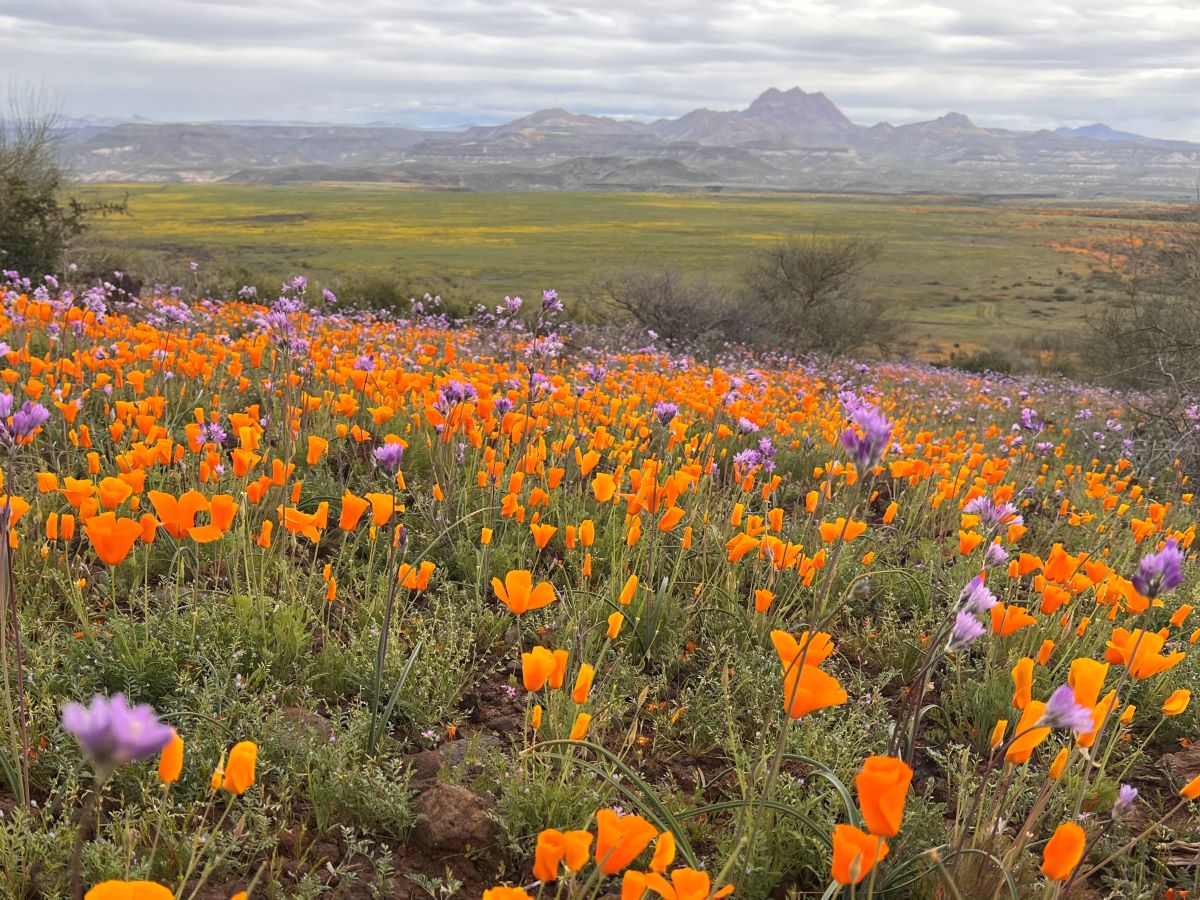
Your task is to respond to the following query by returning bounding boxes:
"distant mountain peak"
[748,86,823,107]
[936,112,977,129]
[745,86,851,123]
[1055,122,1148,142]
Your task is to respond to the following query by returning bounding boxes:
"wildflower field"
[78,184,1181,354]
[0,271,1198,900]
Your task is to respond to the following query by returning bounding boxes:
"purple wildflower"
[1112,784,1138,820]
[202,422,227,445]
[374,442,405,474]
[985,542,1009,566]
[541,289,563,313]
[1018,407,1043,435]
[1037,685,1095,735]
[959,576,998,615]
[946,609,986,653]
[839,403,891,470]
[525,335,564,359]
[437,380,479,410]
[0,395,50,449]
[963,496,1022,530]
[1132,540,1184,599]
[654,402,679,425]
[9,401,49,440]
[62,694,174,768]
[497,295,523,315]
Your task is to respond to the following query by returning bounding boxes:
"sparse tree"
[597,268,746,348]
[1085,216,1200,393]
[740,234,899,355]
[1084,212,1200,471]
[0,84,123,278]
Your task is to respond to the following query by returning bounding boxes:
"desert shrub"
[946,348,1017,374]
[333,268,478,320]
[594,268,746,348]
[739,234,902,356]
[1082,217,1200,471]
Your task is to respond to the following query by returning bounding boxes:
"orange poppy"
[831,824,889,885]
[644,868,734,900]
[1105,628,1185,679]
[595,809,658,874]
[221,741,257,795]
[85,882,175,900]
[650,831,676,874]
[569,712,591,741]
[1005,700,1051,764]
[619,574,639,606]
[1011,657,1034,710]
[550,649,570,689]
[338,491,370,530]
[572,664,595,704]
[482,889,532,900]
[530,522,557,549]
[782,663,847,719]
[818,518,868,543]
[1040,822,1086,881]
[854,756,912,837]
[492,570,556,614]
[592,473,617,503]
[522,646,556,692]
[97,476,133,510]
[607,612,624,639]
[990,603,1037,637]
[147,490,210,539]
[306,435,329,465]
[771,630,836,670]
[83,513,143,566]
[158,731,184,785]
[533,828,593,882]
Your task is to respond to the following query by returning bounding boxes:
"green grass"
[77,183,1175,354]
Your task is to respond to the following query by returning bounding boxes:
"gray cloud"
[1,0,1197,138]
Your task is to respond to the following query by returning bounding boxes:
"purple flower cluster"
[1113,784,1138,820]
[946,610,987,652]
[963,496,1023,531]
[839,401,891,471]
[497,295,523,315]
[733,437,777,475]
[436,380,479,412]
[1037,685,1095,735]
[62,694,174,768]
[654,402,679,425]
[1132,539,1184,599]
[201,422,227,446]
[374,442,405,474]
[0,393,50,449]
[946,575,998,653]
[960,576,998,615]
[1018,407,1043,435]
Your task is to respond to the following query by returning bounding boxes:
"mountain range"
[59,87,1200,198]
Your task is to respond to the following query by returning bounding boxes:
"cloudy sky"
[2,0,1198,138]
